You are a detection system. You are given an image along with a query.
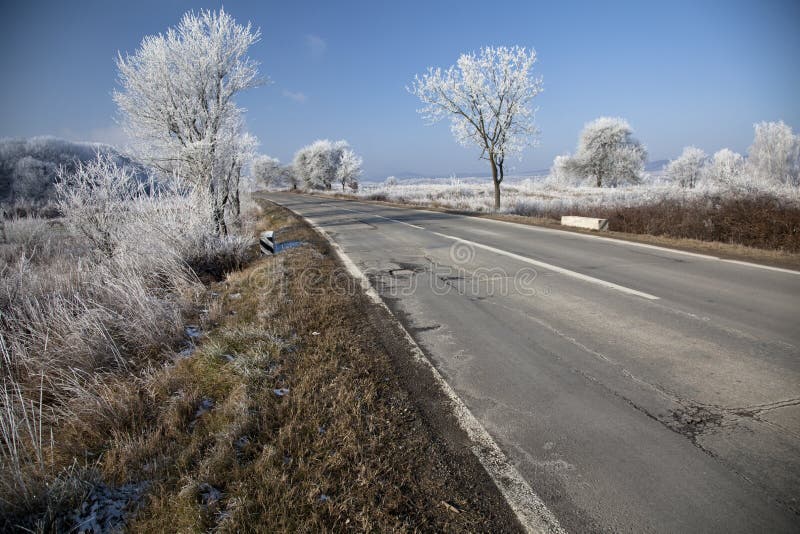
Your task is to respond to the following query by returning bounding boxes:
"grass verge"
[4,199,518,532]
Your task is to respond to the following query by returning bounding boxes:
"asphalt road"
[265,192,800,533]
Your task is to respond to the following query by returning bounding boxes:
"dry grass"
[0,173,257,529]
[124,204,514,532]
[1,200,516,532]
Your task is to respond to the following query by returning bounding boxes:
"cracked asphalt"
[266,192,800,533]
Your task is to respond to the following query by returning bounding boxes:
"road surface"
[265,192,800,533]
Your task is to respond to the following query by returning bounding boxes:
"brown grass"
[2,201,516,531]
[125,203,513,532]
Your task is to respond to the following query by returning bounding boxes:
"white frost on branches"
[747,121,800,187]
[707,148,745,187]
[409,46,543,208]
[114,8,263,234]
[666,146,706,188]
[292,140,361,191]
[336,148,362,191]
[561,117,647,187]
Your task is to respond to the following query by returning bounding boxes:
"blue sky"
[1,0,798,179]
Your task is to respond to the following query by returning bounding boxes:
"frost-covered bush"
[706,149,745,188]
[548,154,581,186]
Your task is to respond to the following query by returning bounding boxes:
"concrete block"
[560,216,609,231]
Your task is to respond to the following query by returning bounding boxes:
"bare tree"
[114,8,263,234]
[409,46,543,209]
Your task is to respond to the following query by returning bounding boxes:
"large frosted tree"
[747,121,800,187]
[292,139,360,190]
[410,46,543,209]
[114,8,263,234]
[564,117,647,187]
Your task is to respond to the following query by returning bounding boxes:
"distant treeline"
[0,136,146,203]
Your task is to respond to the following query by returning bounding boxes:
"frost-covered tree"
[563,117,647,187]
[114,8,263,234]
[409,46,543,209]
[337,148,362,191]
[219,130,257,224]
[747,121,800,186]
[293,140,342,190]
[549,154,580,186]
[293,139,355,190]
[251,155,282,187]
[666,146,706,188]
[707,148,745,187]
[384,176,398,187]
[251,155,296,190]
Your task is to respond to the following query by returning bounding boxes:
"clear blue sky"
[1,0,798,179]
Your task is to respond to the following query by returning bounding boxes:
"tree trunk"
[213,203,228,236]
[231,167,241,225]
[490,157,501,210]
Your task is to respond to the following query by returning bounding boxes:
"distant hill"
[0,136,146,203]
[371,161,669,185]
[645,159,669,172]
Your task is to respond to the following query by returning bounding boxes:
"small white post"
[260,230,275,254]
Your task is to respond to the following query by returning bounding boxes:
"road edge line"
[270,199,564,534]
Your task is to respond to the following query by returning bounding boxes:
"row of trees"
[114,8,364,228]
[666,121,800,189]
[550,118,800,190]
[409,46,798,204]
[251,139,363,191]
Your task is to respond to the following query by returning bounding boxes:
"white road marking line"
[430,231,660,300]
[719,259,800,275]
[297,210,565,534]
[317,194,799,276]
[458,211,800,275]
[336,206,426,229]
[324,202,660,301]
